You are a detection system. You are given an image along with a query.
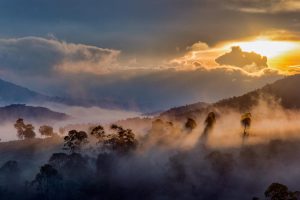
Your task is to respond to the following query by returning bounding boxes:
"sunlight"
[229,39,297,58]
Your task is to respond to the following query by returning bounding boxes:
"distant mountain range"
[161,75,300,118]
[0,78,127,109]
[0,104,69,123]
[0,79,53,104]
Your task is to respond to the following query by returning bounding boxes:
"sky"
[0,0,299,111]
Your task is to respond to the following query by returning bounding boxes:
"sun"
[228,39,297,58]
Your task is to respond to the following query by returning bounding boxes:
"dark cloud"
[0,36,282,112]
[0,0,299,60]
[215,46,268,73]
[0,37,120,75]
[221,0,300,13]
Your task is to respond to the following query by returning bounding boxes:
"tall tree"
[90,125,106,143]
[185,117,197,131]
[104,124,138,154]
[31,164,62,200]
[201,112,216,142]
[63,130,88,153]
[14,118,36,139]
[241,112,251,144]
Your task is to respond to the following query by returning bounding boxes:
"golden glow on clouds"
[228,39,297,58]
[172,30,300,75]
[223,37,300,73]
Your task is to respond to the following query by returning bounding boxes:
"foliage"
[104,124,138,154]
[31,164,62,198]
[201,111,216,141]
[14,118,36,139]
[185,117,197,131]
[63,130,88,153]
[241,112,252,142]
[264,183,300,200]
[90,125,105,142]
[39,125,54,137]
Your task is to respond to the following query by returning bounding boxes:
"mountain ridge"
[160,74,300,119]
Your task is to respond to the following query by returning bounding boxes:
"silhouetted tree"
[48,152,89,182]
[104,124,138,154]
[0,160,21,188]
[241,112,251,143]
[48,153,69,170]
[63,130,88,153]
[185,117,197,131]
[264,182,300,200]
[39,125,54,137]
[201,112,216,142]
[90,125,105,143]
[14,118,36,139]
[31,164,62,199]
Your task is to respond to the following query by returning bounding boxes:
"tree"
[63,130,88,153]
[264,182,299,200]
[201,112,216,142]
[104,124,138,154]
[14,118,36,139]
[185,118,197,131]
[39,125,54,137]
[31,164,62,199]
[241,112,251,143]
[90,125,105,143]
[0,160,21,187]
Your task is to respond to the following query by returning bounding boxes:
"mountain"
[0,104,69,123]
[0,78,138,110]
[160,75,300,118]
[0,79,53,104]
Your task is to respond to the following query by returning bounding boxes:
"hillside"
[0,104,69,123]
[0,79,53,104]
[160,75,300,118]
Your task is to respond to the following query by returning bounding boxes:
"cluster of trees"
[14,118,56,139]
[0,115,299,200]
[253,183,300,200]
[181,110,252,145]
[63,124,138,154]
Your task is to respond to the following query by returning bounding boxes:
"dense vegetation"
[0,113,298,200]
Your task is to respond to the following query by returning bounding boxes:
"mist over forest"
[1,86,300,200]
[3,0,300,199]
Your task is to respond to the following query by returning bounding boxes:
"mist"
[0,96,300,199]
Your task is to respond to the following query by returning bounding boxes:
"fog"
[0,96,300,199]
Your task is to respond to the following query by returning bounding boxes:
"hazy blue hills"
[0,104,69,123]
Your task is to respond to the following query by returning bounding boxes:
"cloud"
[0,37,121,76]
[52,68,282,112]
[223,0,300,13]
[215,46,268,73]
[0,37,282,112]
